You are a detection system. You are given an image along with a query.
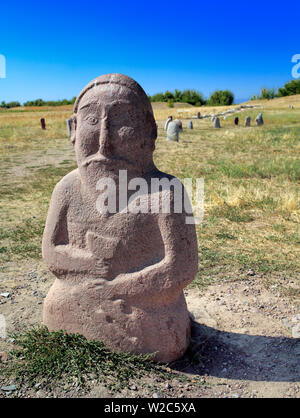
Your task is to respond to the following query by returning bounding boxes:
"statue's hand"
[86,231,120,258]
[86,231,120,279]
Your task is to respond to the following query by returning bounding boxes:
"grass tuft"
[0,327,199,392]
[0,327,160,391]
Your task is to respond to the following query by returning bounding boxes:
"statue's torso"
[65,184,165,279]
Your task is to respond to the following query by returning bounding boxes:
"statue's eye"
[85,116,98,125]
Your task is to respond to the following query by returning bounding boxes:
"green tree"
[174,89,182,102]
[150,93,165,102]
[149,89,205,105]
[277,79,300,97]
[181,89,205,106]
[208,90,234,106]
[260,87,276,99]
[5,101,21,108]
[163,90,174,101]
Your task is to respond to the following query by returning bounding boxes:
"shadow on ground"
[171,320,300,383]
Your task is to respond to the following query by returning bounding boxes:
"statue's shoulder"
[52,169,80,201]
[145,169,185,214]
[148,169,183,191]
[145,168,178,183]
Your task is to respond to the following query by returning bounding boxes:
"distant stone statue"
[213,117,221,128]
[234,117,239,125]
[255,113,264,126]
[245,116,251,127]
[66,118,72,136]
[164,116,172,130]
[167,120,180,141]
[40,118,46,130]
[42,74,198,363]
[187,121,193,129]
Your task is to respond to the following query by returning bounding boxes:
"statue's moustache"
[82,155,134,168]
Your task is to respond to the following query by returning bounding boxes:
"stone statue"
[164,116,172,130]
[66,118,72,136]
[166,120,180,141]
[213,117,221,128]
[255,113,264,126]
[42,74,198,363]
[40,118,46,130]
[245,116,251,127]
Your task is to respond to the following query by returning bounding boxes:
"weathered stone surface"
[187,121,193,129]
[213,117,221,128]
[164,116,172,131]
[167,120,180,141]
[42,73,198,363]
[255,113,264,126]
[174,119,183,131]
[245,116,251,127]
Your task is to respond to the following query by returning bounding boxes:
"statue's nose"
[98,118,112,157]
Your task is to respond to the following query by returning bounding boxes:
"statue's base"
[43,278,191,363]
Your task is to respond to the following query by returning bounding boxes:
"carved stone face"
[73,82,156,187]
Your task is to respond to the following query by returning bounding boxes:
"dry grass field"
[0,95,299,398]
[1,97,299,292]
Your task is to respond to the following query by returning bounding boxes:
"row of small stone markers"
[213,113,263,128]
[165,113,264,140]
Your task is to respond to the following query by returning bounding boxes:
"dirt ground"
[0,261,299,398]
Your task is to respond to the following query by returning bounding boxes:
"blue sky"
[0,0,299,103]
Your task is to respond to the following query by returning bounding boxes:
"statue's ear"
[70,115,77,145]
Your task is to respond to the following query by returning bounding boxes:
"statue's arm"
[110,211,198,303]
[42,176,94,275]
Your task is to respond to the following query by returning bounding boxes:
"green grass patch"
[208,158,300,181]
[0,217,44,262]
[0,217,44,242]
[0,164,76,199]
[0,327,202,392]
[211,205,255,223]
